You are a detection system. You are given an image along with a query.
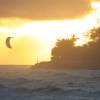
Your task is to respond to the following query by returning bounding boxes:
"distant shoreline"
[0,65,30,68]
[31,61,100,70]
[0,64,99,70]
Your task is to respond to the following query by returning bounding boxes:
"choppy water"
[0,66,100,100]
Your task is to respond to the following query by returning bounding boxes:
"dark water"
[0,66,100,100]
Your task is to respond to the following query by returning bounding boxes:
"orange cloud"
[0,0,92,20]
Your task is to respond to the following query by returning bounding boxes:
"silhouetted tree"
[33,27,100,69]
[88,27,100,41]
[51,27,100,68]
[51,35,78,62]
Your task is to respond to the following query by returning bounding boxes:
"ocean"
[0,66,100,100]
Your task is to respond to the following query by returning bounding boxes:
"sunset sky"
[0,0,100,65]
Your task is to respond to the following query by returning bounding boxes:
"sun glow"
[0,12,98,48]
[91,1,100,9]
[14,14,97,46]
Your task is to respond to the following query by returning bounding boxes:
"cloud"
[0,0,92,20]
[93,0,100,1]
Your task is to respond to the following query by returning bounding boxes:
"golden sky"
[0,0,100,65]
